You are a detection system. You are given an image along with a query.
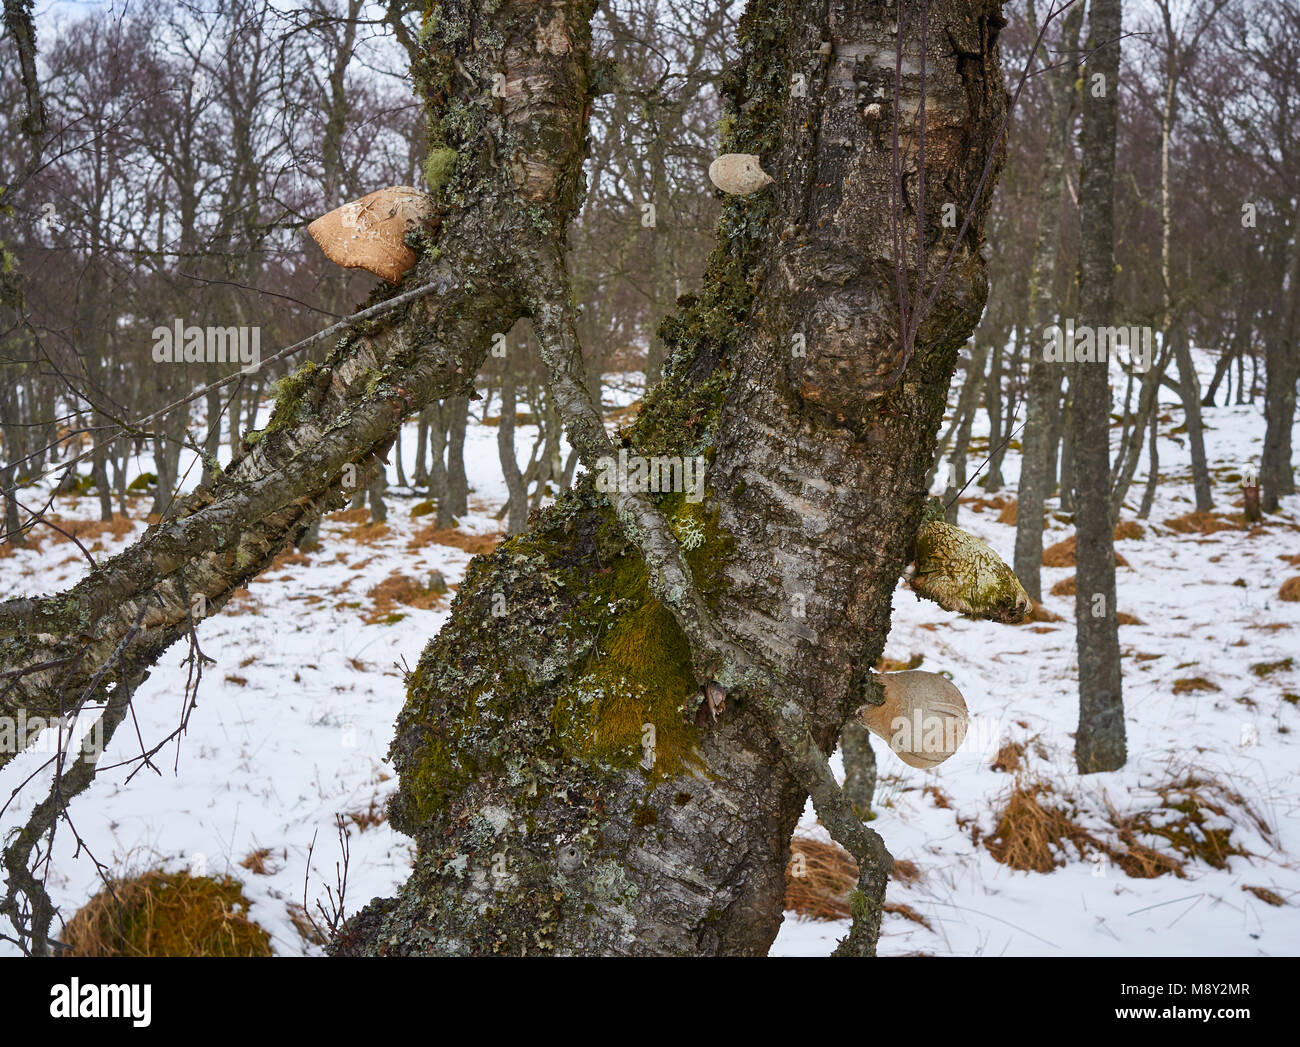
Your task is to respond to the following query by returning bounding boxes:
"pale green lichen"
[423,146,459,194]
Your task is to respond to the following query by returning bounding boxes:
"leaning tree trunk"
[0,0,1007,955]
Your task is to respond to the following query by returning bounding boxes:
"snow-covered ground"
[2,353,1298,956]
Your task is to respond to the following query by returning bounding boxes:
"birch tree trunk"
[335,0,1008,955]
[1074,0,1126,774]
[1013,0,1083,602]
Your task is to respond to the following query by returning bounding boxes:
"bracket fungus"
[859,670,969,769]
[307,185,435,284]
[909,513,1031,624]
[707,154,774,195]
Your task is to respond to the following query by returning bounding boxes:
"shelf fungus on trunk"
[306,185,436,284]
[707,154,774,195]
[859,670,969,769]
[909,513,1032,624]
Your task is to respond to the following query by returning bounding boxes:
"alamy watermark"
[152,318,261,374]
[1043,319,1153,373]
[593,448,706,503]
[0,711,104,760]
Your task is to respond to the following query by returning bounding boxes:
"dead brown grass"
[287,903,328,946]
[875,652,923,672]
[1114,775,1266,872]
[1173,677,1220,694]
[1050,576,1076,597]
[61,870,272,957]
[997,500,1018,525]
[991,739,1026,773]
[408,524,503,555]
[1043,535,1129,568]
[344,798,387,831]
[891,858,923,886]
[1163,511,1242,535]
[983,778,1095,872]
[883,902,933,930]
[1117,612,1143,626]
[1242,885,1285,907]
[1279,577,1300,602]
[346,521,390,544]
[1113,519,1145,540]
[982,771,1268,879]
[239,847,281,876]
[364,572,446,624]
[785,835,858,919]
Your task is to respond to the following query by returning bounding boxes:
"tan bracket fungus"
[860,670,969,769]
[307,186,436,284]
[707,154,774,195]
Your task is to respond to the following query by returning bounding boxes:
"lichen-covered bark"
[337,0,1008,956]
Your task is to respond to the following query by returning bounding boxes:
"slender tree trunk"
[1261,212,1299,512]
[1172,327,1213,511]
[446,395,470,517]
[498,369,528,534]
[1014,0,1084,602]
[1074,0,1126,774]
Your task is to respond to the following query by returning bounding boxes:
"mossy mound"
[61,870,272,957]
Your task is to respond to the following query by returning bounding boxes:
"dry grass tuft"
[997,500,1018,525]
[287,903,328,946]
[364,572,446,624]
[1043,535,1129,568]
[408,525,503,555]
[239,847,281,876]
[875,652,923,672]
[1050,576,1076,597]
[346,521,390,544]
[1112,775,1265,872]
[991,739,1026,773]
[1279,577,1300,602]
[1242,885,1285,907]
[61,870,272,957]
[1250,658,1294,678]
[344,798,387,831]
[1117,612,1143,626]
[883,902,933,930]
[1173,676,1220,694]
[983,770,1268,879]
[891,858,924,886]
[1113,519,1145,540]
[983,777,1095,872]
[1163,511,1241,535]
[785,835,858,920]
[269,549,312,570]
